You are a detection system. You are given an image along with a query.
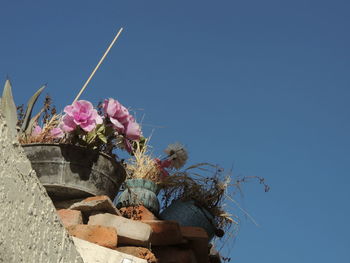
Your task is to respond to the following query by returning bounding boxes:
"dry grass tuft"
[19,113,64,144]
[125,139,163,183]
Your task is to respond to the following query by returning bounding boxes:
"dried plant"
[16,104,25,127]
[160,163,269,235]
[161,164,235,231]
[19,113,64,144]
[164,143,188,169]
[18,93,64,144]
[124,139,188,184]
[124,139,162,182]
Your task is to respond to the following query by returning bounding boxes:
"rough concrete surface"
[0,115,83,263]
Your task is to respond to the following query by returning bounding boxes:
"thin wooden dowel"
[73,27,124,103]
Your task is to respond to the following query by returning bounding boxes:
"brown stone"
[57,209,83,227]
[114,246,157,263]
[69,195,121,216]
[120,205,157,221]
[67,224,118,248]
[180,226,210,263]
[152,246,197,263]
[142,220,183,246]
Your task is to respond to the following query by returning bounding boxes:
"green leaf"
[25,107,45,135]
[0,80,18,134]
[96,124,105,133]
[21,85,45,133]
[86,131,97,144]
[97,132,107,143]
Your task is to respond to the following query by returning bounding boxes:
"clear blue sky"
[1,1,349,262]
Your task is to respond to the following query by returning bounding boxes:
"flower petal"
[31,125,42,137]
[80,118,96,132]
[103,98,120,117]
[125,121,141,140]
[76,100,93,112]
[60,115,77,132]
[91,109,103,125]
[50,127,64,138]
[115,105,129,119]
[64,105,75,116]
[110,117,125,133]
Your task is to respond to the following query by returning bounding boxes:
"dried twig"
[73,27,124,102]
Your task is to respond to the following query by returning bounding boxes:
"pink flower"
[103,98,127,131]
[60,100,102,132]
[125,121,141,141]
[103,98,141,140]
[155,158,170,178]
[50,127,64,138]
[32,124,42,137]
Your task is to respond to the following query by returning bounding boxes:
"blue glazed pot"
[113,179,160,215]
[159,200,216,240]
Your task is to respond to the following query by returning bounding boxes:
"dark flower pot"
[22,143,126,201]
[114,179,160,215]
[159,200,216,240]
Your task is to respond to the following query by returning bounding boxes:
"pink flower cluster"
[103,98,141,141]
[59,99,141,142]
[60,100,103,132]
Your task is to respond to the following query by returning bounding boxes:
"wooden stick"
[73,27,124,102]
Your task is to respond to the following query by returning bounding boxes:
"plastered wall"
[0,115,83,263]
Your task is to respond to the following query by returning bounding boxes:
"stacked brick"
[55,195,221,263]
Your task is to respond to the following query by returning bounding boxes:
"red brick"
[142,220,183,246]
[57,209,83,227]
[82,195,109,202]
[67,224,118,248]
[153,246,197,263]
[180,226,208,240]
[120,205,157,221]
[69,195,122,216]
[180,227,209,263]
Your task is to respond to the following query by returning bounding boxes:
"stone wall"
[0,115,83,263]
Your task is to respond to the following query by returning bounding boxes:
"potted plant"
[0,79,142,200]
[114,140,188,215]
[159,163,269,240]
